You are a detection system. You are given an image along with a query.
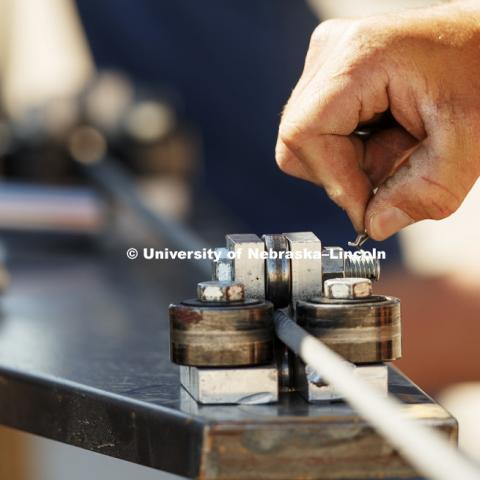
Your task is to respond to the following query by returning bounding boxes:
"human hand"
[276,1,480,240]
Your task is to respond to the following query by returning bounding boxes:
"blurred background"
[0,0,478,479]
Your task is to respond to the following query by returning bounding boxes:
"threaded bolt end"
[344,256,380,281]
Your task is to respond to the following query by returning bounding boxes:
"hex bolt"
[324,277,372,300]
[211,247,233,282]
[197,280,245,303]
[344,256,380,282]
[322,246,380,282]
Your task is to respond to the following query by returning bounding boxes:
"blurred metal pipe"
[0,182,105,234]
[79,157,211,275]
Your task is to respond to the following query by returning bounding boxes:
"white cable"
[274,310,480,480]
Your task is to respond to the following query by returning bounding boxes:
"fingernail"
[368,208,414,240]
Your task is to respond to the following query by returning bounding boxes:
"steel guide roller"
[169,298,274,367]
[169,231,401,404]
[296,295,402,363]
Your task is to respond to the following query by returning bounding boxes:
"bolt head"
[324,277,372,299]
[197,280,245,303]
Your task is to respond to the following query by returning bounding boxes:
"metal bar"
[0,182,105,233]
[81,157,211,275]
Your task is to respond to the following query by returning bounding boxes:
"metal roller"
[262,234,291,308]
[170,298,274,367]
[296,295,401,363]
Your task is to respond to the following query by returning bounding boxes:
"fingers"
[277,124,419,189]
[365,137,471,241]
[277,129,373,231]
[275,138,312,183]
[362,127,419,187]
[276,66,374,231]
[276,21,392,232]
[276,79,381,231]
[276,121,422,234]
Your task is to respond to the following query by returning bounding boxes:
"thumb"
[364,140,469,241]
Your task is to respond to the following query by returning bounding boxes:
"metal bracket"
[179,364,278,404]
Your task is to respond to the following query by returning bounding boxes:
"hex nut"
[324,277,372,299]
[197,280,245,302]
[211,247,233,282]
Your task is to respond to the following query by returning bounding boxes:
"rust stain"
[174,307,203,325]
[196,403,456,479]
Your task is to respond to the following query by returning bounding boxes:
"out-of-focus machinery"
[0,70,201,241]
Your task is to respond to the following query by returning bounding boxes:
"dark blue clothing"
[76,0,399,256]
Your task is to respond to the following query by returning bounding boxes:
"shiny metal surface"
[283,232,322,305]
[169,299,274,367]
[0,234,455,479]
[321,245,346,282]
[262,234,291,308]
[226,233,265,299]
[179,364,278,405]
[295,362,388,402]
[296,296,402,363]
[322,245,381,282]
[196,280,244,302]
[324,277,373,299]
[344,253,381,281]
[211,247,233,282]
[348,232,370,249]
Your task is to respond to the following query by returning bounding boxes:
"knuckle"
[311,17,383,56]
[275,139,297,174]
[310,19,345,45]
[275,149,292,174]
[344,20,386,62]
[278,122,305,152]
[345,18,372,40]
[325,184,348,206]
[309,25,323,46]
